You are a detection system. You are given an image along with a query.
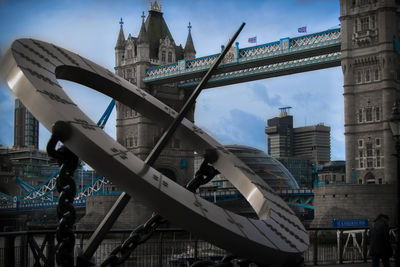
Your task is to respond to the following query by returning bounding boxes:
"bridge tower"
[340,0,400,184]
[114,1,196,186]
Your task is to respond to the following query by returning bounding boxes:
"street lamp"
[389,100,400,267]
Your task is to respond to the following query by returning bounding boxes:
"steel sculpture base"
[0,38,309,266]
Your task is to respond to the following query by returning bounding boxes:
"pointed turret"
[138,12,149,44]
[137,12,150,88]
[115,18,126,67]
[115,17,126,49]
[184,22,196,60]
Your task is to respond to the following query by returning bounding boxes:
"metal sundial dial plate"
[1,38,309,265]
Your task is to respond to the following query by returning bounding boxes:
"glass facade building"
[14,99,39,149]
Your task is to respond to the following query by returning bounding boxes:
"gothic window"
[357,71,362,83]
[367,158,373,168]
[128,137,133,147]
[358,139,363,147]
[127,49,133,59]
[161,50,166,62]
[361,17,369,32]
[374,69,379,81]
[365,69,371,82]
[127,69,132,79]
[168,51,172,63]
[375,138,380,146]
[359,108,363,122]
[366,107,372,122]
[366,143,373,157]
[371,15,376,29]
[375,107,380,121]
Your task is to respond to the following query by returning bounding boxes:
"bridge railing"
[0,227,396,266]
[143,28,341,82]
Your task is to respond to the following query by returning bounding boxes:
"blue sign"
[332,219,368,228]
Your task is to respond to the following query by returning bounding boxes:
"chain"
[46,121,79,266]
[101,149,219,266]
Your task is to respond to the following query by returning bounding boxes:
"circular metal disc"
[0,38,309,265]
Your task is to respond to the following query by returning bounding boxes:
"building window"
[367,159,373,168]
[365,69,371,82]
[168,51,172,63]
[377,157,381,167]
[128,137,133,147]
[359,150,363,158]
[359,159,364,168]
[371,15,376,29]
[357,71,362,83]
[374,69,379,80]
[161,51,166,62]
[359,109,363,122]
[358,139,363,147]
[376,138,380,146]
[366,143,373,157]
[361,17,369,32]
[375,107,380,121]
[134,137,138,147]
[378,178,382,184]
[376,149,380,157]
[366,107,372,122]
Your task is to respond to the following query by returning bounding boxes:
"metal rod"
[145,22,245,166]
[77,22,245,265]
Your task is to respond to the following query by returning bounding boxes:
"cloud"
[199,108,266,151]
[249,83,283,107]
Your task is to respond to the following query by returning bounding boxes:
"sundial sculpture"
[0,23,309,266]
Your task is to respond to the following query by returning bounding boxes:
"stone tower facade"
[340,0,400,184]
[114,1,196,186]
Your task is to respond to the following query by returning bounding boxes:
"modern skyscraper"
[265,108,331,165]
[13,99,39,149]
[265,107,293,158]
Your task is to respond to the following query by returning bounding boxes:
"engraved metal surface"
[1,38,309,265]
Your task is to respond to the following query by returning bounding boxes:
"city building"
[316,160,346,185]
[114,1,196,186]
[340,0,400,184]
[13,99,39,149]
[265,108,331,165]
[265,108,330,187]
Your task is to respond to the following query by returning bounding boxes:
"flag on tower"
[298,26,307,33]
[248,36,257,43]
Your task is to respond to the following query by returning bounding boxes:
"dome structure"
[225,145,299,190]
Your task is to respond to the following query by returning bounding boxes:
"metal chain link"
[47,121,79,266]
[101,149,219,266]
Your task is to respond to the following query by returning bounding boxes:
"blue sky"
[0,0,344,159]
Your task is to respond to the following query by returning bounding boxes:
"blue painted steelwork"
[143,27,341,86]
[97,99,115,129]
[1,99,116,207]
[16,176,35,193]
[279,189,314,210]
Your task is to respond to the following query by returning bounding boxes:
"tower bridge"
[143,28,341,89]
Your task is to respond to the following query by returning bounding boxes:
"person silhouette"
[369,214,392,267]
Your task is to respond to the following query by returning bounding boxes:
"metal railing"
[0,227,396,266]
